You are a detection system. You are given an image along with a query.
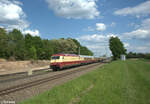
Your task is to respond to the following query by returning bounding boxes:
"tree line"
[109,36,150,60]
[127,52,150,59]
[0,28,93,60]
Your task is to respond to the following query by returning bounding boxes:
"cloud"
[22,29,40,36]
[124,42,130,48]
[85,44,110,56]
[0,0,29,30]
[107,33,117,38]
[128,45,150,53]
[114,0,150,17]
[110,22,116,27]
[83,26,95,32]
[120,18,150,53]
[45,0,100,19]
[78,34,108,43]
[77,33,117,56]
[78,33,117,43]
[96,23,106,31]
[122,29,150,40]
[128,22,140,29]
[141,18,150,29]
[122,18,150,40]
[83,23,107,32]
[0,0,40,36]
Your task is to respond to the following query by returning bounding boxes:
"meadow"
[21,59,150,104]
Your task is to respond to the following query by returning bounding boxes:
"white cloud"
[96,23,106,31]
[114,0,150,17]
[128,22,140,29]
[129,46,150,53]
[0,0,29,30]
[0,0,40,36]
[77,33,118,56]
[124,42,130,48]
[136,46,147,51]
[110,22,116,27]
[78,34,108,43]
[22,29,40,36]
[78,33,150,55]
[123,29,150,39]
[107,33,117,38]
[120,18,150,53]
[86,44,109,57]
[45,0,100,19]
[83,26,95,32]
[0,26,4,28]
[78,33,117,43]
[141,18,150,29]
[122,18,150,40]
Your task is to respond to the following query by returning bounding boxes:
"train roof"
[52,54,79,57]
[79,55,94,58]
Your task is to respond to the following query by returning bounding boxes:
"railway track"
[0,63,102,96]
[0,68,51,83]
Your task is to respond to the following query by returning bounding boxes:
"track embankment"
[0,60,50,75]
[0,62,104,104]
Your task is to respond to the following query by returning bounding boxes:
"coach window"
[51,56,60,59]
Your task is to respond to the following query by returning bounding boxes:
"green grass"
[20,60,150,104]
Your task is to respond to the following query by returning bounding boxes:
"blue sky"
[0,0,150,56]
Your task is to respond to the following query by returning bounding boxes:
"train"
[50,53,103,71]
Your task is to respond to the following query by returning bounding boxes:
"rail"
[0,63,102,96]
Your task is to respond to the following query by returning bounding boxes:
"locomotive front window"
[51,56,60,59]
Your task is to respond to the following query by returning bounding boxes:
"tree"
[0,28,8,58]
[29,46,37,60]
[0,28,93,60]
[71,38,93,55]
[49,39,60,54]
[80,46,93,56]
[145,53,150,59]
[39,39,53,60]
[8,29,26,60]
[126,52,150,59]
[109,36,126,60]
[58,38,78,54]
[127,52,136,58]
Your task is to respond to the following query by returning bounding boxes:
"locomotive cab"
[50,55,64,71]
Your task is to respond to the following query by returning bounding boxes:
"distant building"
[121,55,126,61]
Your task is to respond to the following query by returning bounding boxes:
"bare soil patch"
[0,60,50,75]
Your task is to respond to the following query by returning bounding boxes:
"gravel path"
[0,63,104,104]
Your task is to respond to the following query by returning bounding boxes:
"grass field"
[20,59,150,104]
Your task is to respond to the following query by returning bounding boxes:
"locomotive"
[50,53,101,71]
